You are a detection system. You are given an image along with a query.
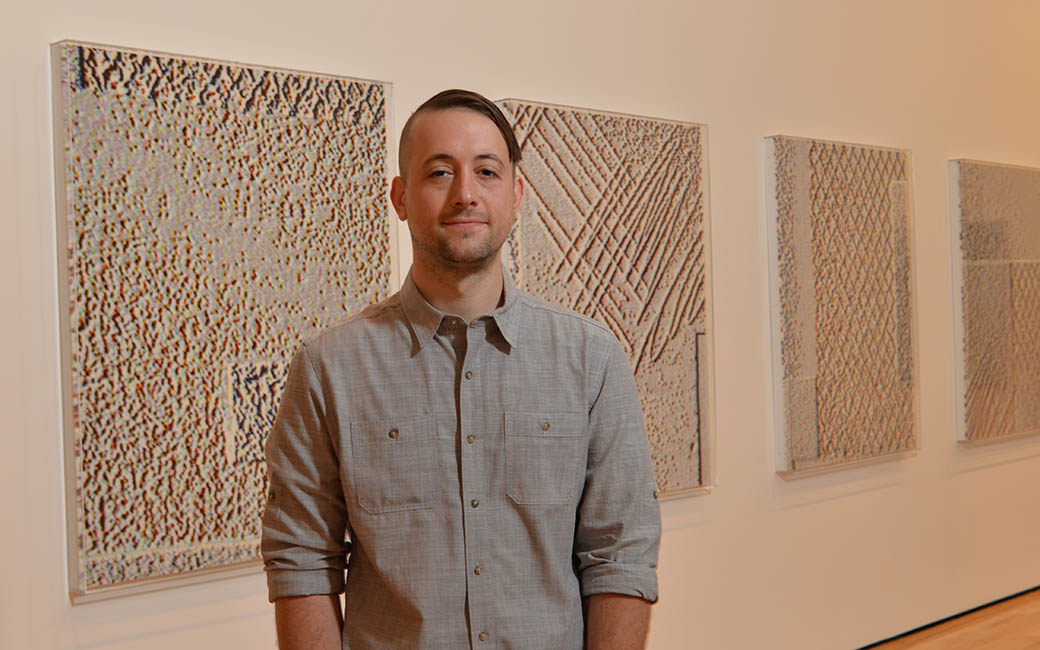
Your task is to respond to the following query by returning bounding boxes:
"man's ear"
[512,172,524,215]
[390,176,407,221]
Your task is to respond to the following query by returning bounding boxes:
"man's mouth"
[442,211,489,228]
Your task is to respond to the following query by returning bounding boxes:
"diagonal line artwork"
[500,100,710,494]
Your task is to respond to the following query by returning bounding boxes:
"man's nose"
[451,173,476,208]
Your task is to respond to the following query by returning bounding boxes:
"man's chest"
[322,331,594,517]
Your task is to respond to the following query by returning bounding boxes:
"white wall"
[3,1,1039,648]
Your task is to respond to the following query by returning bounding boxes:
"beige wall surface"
[3,1,1039,648]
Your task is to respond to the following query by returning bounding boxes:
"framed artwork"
[51,41,392,599]
[951,160,1040,443]
[498,99,714,496]
[766,135,916,476]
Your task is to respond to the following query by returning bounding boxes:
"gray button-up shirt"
[261,270,661,650]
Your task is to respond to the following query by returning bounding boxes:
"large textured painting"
[767,136,915,475]
[498,100,712,495]
[952,160,1040,442]
[52,42,391,598]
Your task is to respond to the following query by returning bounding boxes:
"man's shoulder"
[302,292,405,351]
[514,290,618,344]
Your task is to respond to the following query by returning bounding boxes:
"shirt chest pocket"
[351,416,445,515]
[505,411,588,506]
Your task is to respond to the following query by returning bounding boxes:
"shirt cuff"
[580,563,659,604]
[266,568,345,602]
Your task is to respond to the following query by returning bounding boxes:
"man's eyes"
[426,168,499,179]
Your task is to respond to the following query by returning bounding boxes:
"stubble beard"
[413,209,507,274]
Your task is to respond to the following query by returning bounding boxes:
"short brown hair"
[398,89,522,178]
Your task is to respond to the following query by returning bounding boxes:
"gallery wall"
[2,0,1039,648]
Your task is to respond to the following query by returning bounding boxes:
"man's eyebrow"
[421,153,456,166]
[420,152,506,166]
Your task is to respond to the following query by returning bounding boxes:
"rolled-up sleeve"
[261,342,349,601]
[575,338,662,603]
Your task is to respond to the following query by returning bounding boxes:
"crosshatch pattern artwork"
[768,136,915,473]
[499,100,711,494]
[54,42,391,595]
[953,160,1040,442]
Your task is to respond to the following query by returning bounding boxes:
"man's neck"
[410,260,505,323]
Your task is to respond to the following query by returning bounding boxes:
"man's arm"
[585,594,652,650]
[274,594,343,650]
[574,338,661,603]
[262,343,349,641]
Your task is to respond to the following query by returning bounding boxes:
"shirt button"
[474,565,483,575]
[388,428,399,440]
[471,499,479,508]
[479,632,488,642]
[465,370,473,380]
[653,490,660,499]
[540,420,550,431]
[467,434,476,444]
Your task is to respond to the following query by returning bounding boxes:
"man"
[261,89,661,650]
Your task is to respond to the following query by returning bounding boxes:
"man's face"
[391,108,523,274]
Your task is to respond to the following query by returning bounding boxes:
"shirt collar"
[399,268,523,351]
[493,271,522,349]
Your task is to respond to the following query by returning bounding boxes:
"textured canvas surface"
[54,42,391,593]
[954,160,1040,441]
[499,100,710,494]
[769,136,915,472]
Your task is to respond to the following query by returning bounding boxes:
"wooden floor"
[866,588,1040,649]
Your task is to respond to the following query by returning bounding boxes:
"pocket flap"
[505,411,586,438]
[351,415,434,445]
